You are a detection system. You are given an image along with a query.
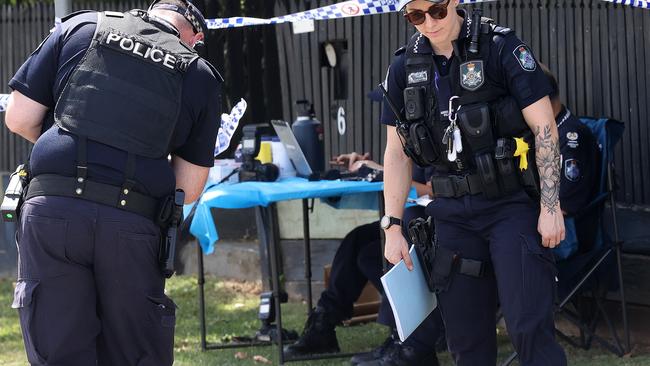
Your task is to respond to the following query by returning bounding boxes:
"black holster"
[431,245,458,293]
[408,217,436,292]
[159,189,185,278]
[408,216,492,294]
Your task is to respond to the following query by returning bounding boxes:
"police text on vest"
[105,33,176,70]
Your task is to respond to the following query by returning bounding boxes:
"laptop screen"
[271,120,313,177]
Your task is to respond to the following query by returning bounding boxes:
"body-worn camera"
[2,164,29,222]
[404,86,426,121]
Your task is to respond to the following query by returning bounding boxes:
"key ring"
[448,96,460,123]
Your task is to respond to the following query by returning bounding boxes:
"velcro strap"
[457,258,491,277]
[26,174,159,221]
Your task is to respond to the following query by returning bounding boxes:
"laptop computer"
[270,120,314,178]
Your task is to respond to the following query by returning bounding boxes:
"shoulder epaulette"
[491,25,513,36]
[60,10,96,23]
[394,46,406,56]
[203,59,224,83]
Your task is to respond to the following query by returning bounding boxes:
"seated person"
[284,152,444,366]
[541,64,601,259]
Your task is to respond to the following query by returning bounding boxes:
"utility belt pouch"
[457,103,494,152]
[432,245,458,293]
[408,121,439,165]
[520,161,540,199]
[475,153,500,199]
[408,217,435,292]
[494,138,520,193]
[398,125,427,167]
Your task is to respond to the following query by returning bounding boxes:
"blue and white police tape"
[0,94,8,113]
[206,0,400,29]
[215,98,246,156]
[205,0,648,29]
[603,0,650,8]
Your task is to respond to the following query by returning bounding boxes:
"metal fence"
[275,0,650,206]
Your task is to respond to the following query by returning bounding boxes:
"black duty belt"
[430,174,484,198]
[26,174,160,222]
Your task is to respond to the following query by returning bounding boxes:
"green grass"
[1,276,649,365]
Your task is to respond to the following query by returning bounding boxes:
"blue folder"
[381,246,438,342]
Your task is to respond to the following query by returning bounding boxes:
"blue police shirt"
[556,106,599,215]
[9,11,222,198]
[381,10,552,126]
[412,165,434,185]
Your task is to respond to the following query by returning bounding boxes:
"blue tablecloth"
[188,177,384,254]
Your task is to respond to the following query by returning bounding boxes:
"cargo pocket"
[147,294,177,358]
[520,234,557,313]
[12,279,46,364]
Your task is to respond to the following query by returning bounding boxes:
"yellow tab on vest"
[513,137,529,171]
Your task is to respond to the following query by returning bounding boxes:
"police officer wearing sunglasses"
[380,0,567,365]
[5,0,222,364]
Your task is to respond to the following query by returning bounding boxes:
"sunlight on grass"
[1,276,648,366]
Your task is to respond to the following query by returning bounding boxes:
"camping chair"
[501,117,630,365]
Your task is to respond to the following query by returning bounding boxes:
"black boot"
[357,343,439,366]
[283,307,340,357]
[350,333,398,365]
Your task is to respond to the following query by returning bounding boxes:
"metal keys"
[444,96,463,161]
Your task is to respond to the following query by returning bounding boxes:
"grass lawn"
[1,275,649,365]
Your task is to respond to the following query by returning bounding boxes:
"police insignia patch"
[460,60,484,91]
[566,132,578,140]
[564,159,580,182]
[408,70,428,84]
[513,44,536,71]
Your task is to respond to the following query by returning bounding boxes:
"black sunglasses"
[403,0,451,25]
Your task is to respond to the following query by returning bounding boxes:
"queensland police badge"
[564,159,580,182]
[460,61,484,91]
[513,44,536,71]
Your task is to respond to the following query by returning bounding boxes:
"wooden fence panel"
[276,0,650,205]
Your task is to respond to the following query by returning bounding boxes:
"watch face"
[380,215,390,229]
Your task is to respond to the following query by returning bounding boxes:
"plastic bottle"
[292,100,325,174]
[271,137,296,178]
[256,136,273,164]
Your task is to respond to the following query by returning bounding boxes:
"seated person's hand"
[331,152,371,171]
[349,159,383,173]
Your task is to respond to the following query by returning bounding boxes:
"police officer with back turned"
[380,0,566,365]
[5,0,222,364]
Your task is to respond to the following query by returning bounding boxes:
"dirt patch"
[218,279,263,295]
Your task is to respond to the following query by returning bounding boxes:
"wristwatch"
[380,215,402,230]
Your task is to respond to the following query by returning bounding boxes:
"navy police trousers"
[12,196,175,366]
[426,189,567,366]
[319,207,445,355]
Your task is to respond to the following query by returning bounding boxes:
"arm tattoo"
[535,125,561,214]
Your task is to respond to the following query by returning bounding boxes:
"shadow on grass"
[1,276,649,366]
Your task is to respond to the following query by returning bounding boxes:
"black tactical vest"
[402,20,531,171]
[55,10,199,159]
